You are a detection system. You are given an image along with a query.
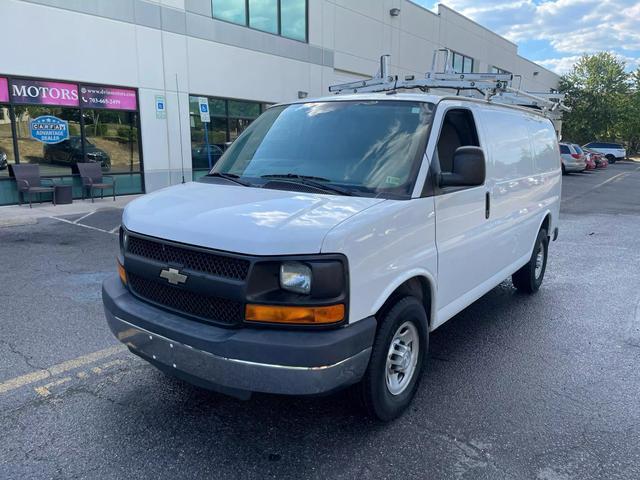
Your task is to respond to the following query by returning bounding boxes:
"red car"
[573,145,595,169]
[584,148,608,169]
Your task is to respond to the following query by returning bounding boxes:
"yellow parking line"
[0,345,126,395]
[34,377,72,397]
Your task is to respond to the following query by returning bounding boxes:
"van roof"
[277,92,553,118]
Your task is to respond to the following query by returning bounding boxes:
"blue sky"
[412,0,640,74]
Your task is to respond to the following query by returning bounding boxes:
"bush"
[117,126,138,141]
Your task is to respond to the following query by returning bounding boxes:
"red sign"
[80,85,137,110]
[0,77,8,103]
[10,78,79,106]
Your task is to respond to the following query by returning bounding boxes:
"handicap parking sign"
[198,97,210,123]
[30,115,69,144]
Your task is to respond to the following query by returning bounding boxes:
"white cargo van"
[103,93,561,420]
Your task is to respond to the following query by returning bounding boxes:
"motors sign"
[11,79,79,106]
[30,115,69,144]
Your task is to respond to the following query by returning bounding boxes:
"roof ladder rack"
[328,51,570,118]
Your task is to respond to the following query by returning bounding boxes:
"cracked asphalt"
[1,163,639,479]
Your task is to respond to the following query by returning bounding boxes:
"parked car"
[43,136,111,170]
[560,142,586,174]
[583,148,607,169]
[582,142,626,163]
[0,146,8,170]
[577,145,596,170]
[103,94,561,420]
[191,143,224,170]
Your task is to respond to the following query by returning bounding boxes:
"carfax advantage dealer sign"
[30,115,69,144]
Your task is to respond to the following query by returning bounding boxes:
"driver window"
[436,109,479,173]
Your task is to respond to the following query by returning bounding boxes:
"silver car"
[560,143,586,174]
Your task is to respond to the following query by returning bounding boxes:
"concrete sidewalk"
[0,194,141,227]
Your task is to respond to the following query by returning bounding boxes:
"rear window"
[559,144,570,154]
[573,146,584,154]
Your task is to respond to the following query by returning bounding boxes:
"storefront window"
[281,0,306,41]
[14,105,82,176]
[0,76,143,205]
[83,110,140,174]
[0,105,15,177]
[189,96,266,173]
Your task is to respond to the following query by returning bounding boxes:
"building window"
[212,0,307,42]
[491,66,510,75]
[189,96,268,174]
[0,105,15,176]
[212,0,247,25]
[448,51,474,74]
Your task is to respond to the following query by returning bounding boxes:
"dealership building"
[0,0,560,206]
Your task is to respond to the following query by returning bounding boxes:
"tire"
[512,228,548,293]
[354,296,428,421]
[561,163,566,175]
[606,154,615,164]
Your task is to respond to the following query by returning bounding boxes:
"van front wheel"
[512,228,548,293]
[355,296,428,421]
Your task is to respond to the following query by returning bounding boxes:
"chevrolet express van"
[103,93,561,420]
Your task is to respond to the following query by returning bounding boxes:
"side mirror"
[439,146,486,188]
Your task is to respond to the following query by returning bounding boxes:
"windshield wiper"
[207,172,251,187]
[260,173,357,196]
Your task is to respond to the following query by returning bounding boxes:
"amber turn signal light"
[245,304,344,325]
[117,259,127,285]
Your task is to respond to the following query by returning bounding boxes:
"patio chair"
[12,164,56,208]
[77,162,116,203]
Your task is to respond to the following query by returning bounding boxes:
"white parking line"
[50,215,119,235]
[73,211,96,224]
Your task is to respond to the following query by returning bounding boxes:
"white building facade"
[0,0,560,205]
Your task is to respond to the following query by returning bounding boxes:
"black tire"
[512,228,548,293]
[354,296,428,421]
[606,154,615,164]
[561,163,566,175]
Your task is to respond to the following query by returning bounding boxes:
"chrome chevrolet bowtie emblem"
[160,267,187,285]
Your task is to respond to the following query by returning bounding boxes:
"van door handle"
[485,192,490,219]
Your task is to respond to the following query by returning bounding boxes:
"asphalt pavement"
[1,163,639,479]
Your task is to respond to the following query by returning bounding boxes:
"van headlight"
[280,261,312,294]
[119,227,129,257]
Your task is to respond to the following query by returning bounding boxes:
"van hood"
[122,181,385,255]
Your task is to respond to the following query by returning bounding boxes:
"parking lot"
[1,163,639,479]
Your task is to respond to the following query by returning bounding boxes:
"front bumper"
[102,276,375,397]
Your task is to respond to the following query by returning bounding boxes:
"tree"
[559,52,629,145]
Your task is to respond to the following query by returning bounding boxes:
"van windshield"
[211,100,434,198]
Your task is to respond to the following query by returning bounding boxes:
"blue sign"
[30,115,69,144]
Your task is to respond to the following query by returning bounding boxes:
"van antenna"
[175,73,186,184]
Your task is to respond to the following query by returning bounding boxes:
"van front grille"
[127,235,250,281]
[127,272,243,326]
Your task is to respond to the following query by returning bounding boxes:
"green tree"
[559,52,629,145]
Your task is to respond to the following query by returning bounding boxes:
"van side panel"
[477,107,560,263]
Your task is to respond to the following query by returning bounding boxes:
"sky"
[412,0,640,75]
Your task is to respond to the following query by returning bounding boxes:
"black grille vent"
[128,273,243,326]
[127,235,250,280]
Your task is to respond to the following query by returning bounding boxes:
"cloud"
[414,0,640,73]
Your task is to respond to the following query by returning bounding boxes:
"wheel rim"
[534,244,545,279]
[385,321,420,396]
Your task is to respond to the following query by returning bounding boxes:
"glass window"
[560,144,570,154]
[453,54,463,74]
[214,100,435,197]
[212,0,246,25]
[0,105,15,177]
[463,56,473,73]
[249,0,278,34]
[281,0,306,41]
[14,106,81,176]
[83,110,140,174]
[228,100,260,118]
